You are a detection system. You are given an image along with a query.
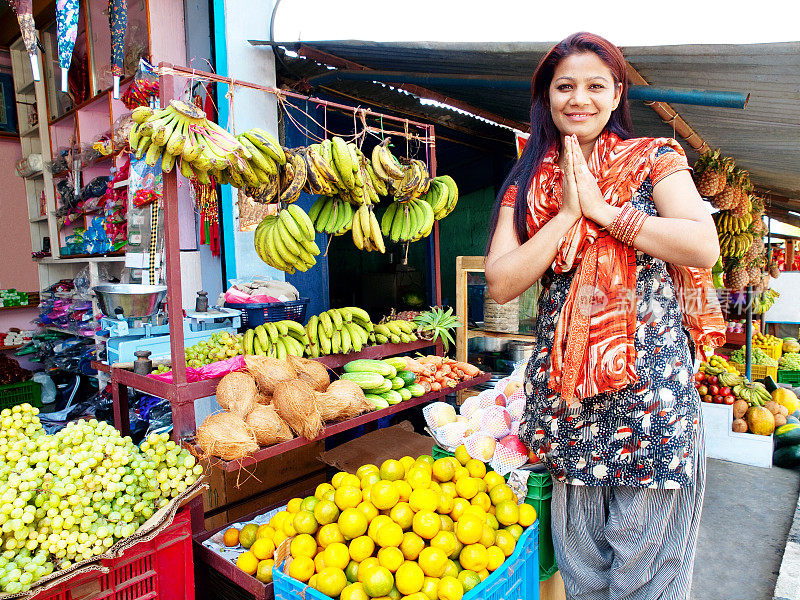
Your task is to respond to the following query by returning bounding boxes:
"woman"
[485,33,725,599]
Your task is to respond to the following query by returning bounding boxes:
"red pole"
[428,124,442,308]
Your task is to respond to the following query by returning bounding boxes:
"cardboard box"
[320,421,434,473]
[202,440,325,515]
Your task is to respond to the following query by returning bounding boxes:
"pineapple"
[748,264,762,286]
[725,267,748,291]
[731,193,752,218]
[693,150,729,197]
[770,263,781,279]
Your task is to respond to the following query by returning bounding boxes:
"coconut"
[273,379,323,440]
[197,412,259,460]
[286,355,330,392]
[244,355,297,395]
[314,379,373,422]
[245,404,294,446]
[215,370,258,417]
[256,393,272,405]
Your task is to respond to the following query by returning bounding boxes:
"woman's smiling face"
[549,52,623,145]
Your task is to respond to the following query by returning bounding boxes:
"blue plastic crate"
[273,521,539,600]
[225,298,309,330]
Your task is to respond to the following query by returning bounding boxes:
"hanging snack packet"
[121,58,159,109]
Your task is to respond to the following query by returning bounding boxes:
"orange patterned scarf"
[527,131,725,405]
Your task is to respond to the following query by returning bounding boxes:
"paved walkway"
[691,458,800,600]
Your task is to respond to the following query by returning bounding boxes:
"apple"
[724,395,735,405]
[471,435,497,462]
[719,387,731,396]
[695,372,706,383]
[709,385,720,396]
[708,375,719,385]
[713,394,724,404]
[697,385,708,396]
[498,434,528,457]
[702,395,712,403]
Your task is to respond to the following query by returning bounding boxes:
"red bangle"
[608,204,647,245]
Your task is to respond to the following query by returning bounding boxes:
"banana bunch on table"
[305,307,376,357]
[373,320,419,345]
[243,320,309,359]
[253,204,320,274]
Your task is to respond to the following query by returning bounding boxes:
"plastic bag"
[129,156,162,208]
[121,58,159,109]
[147,355,246,383]
[223,287,279,305]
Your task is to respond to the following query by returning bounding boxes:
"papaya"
[745,406,775,436]
[773,388,800,415]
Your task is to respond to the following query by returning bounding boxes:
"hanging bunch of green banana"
[129,101,251,186]
[381,197,435,243]
[305,307,376,358]
[373,320,419,345]
[719,230,754,258]
[233,129,287,202]
[424,175,459,220]
[253,204,320,274]
[243,320,309,359]
[309,196,355,236]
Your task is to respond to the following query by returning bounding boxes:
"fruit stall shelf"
[184,372,490,472]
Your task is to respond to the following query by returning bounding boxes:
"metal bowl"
[93,284,167,319]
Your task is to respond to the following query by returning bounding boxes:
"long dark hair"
[487,32,634,250]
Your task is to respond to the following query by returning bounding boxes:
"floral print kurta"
[518,147,700,489]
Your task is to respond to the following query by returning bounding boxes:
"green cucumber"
[340,372,386,390]
[398,387,412,401]
[373,378,394,394]
[382,357,407,373]
[380,389,403,405]
[391,376,405,390]
[365,394,389,410]
[396,370,417,387]
[343,359,395,377]
[406,383,426,397]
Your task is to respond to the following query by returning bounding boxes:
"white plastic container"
[701,402,773,468]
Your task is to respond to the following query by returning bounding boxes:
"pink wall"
[0,138,37,292]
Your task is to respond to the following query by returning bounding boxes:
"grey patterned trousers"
[551,429,706,600]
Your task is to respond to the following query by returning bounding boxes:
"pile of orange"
[229,447,536,599]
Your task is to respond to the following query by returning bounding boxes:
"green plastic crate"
[778,370,800,387]
[0,380,42,410]
[432,445,557,580]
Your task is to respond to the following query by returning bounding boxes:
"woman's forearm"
[591,204,719,268]
[486,211,579,304]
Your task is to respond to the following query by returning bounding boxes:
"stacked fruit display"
[341,359,427,410]
[772,389,800,467]
[729,346,778,367]
[225,451,535,598]
[0,405,203,594]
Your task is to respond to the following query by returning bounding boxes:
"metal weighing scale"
[93,285,241,365]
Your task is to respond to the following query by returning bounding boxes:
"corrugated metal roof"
[266,40,800,203]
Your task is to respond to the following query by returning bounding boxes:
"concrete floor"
[692,458,800,600]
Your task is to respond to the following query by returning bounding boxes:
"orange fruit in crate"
[465,460,486,479]
[489,484,514,506]
[408,489,438,513]
[459,544,488,572]
[301,496,320,513]
[335,486,363,511]
[452,466,470,483]
[389,502,414,530]
[418,454,435,466]
[287,497,304,513]
[361,472,381,488]
[438,575,464,600]
[395,560,425,595]
[256,524,275,540]
[314,567,348,598]
[450,498,469,522]
[357,463,379,478]
[357,501,379,523]
[486,546,505,571]
[437,494,455,515]
[293,510,318,535]
[485,514,499,530]
[400,531,425,561]
[222,527,239,547]
[439,515,455,533]
[251,537,275,561]
[455,514,483,545]
[339,507,369,539]
[317,523,345,548]
[479,526,495,548]
[506,524,523,540]
[239,524,258,549]
[432,459,455,483]
[316,483,335,499]
[345,560,359,583]
[378,546,405,572]
[380,459,406,481]
[430,531,458,559]
[494,530,515,557]
[454,446,471,466]
[395,480,413,503]
[478,568,489,581]
[471,492,491,512]
[341,582,370,600]
[494,500,519,527]
[518,503,536,527]
[483,471,505,491]
[406,467,432,491]
[412,511,440,540]
[372,481,400,510]
[322,542,351,570]
[236,550,258,575]
[455,478,480,500]
[440,482,457,499]
[332,471,348,488]
[349,535,375,563]
[418,547,448,578]
[375,522,403,548]
[255,559,274,583]
[290,533,317,559]
[457,569,480,592]
[314,499,340,526]
[361,565,395,598]
[399,456,416,472]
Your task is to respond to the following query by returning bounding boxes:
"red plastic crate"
[32,508,194,600]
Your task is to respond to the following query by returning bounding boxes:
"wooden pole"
[787,240,795,271]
